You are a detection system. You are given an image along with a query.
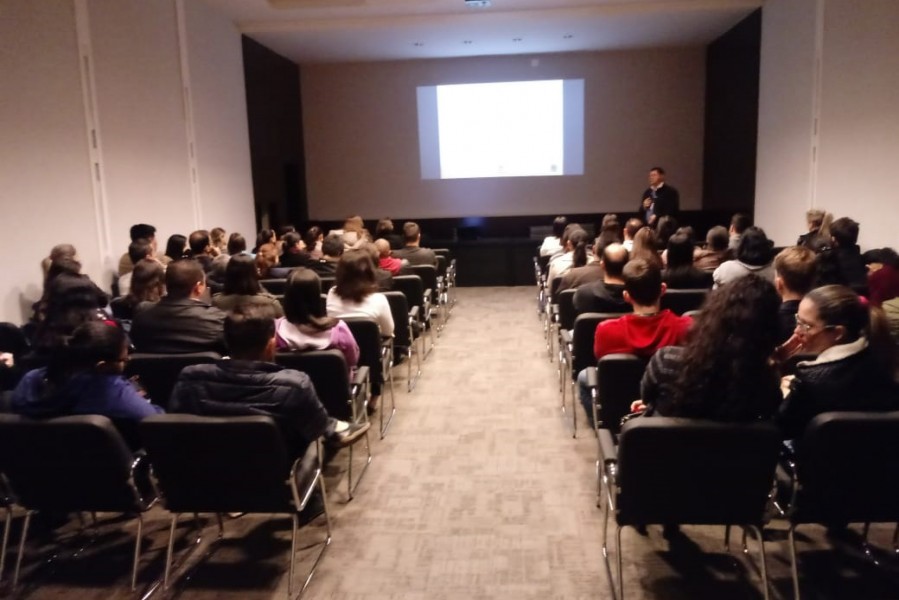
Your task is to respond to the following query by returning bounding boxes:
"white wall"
[0,0,255,324]
[302,49,706,220]
[756,0,899,249]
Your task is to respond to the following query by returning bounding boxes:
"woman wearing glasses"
[777,285,899,439]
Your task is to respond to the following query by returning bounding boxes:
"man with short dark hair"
[576,258,692,423]
[773,246,817,343]
[170,305,369,460]
[118,223,157,276]
[130,259,227,354]
[309,234,344,277]
[828,216,868,292]
[188,230,215,273]
[117,239,154,296]
[728,213,751,251]
[640,167,679,227]
[572,243,631,314]
[392,222,437,267]
[694,225,731,271]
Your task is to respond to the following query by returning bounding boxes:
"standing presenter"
[640,167,679,227]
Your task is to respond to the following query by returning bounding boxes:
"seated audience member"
[548,228,590,288]
[663,231,713,289]
[392,222,438,267]
[693,225,730,271]
[777,285,899,440]
[117,239,154,296]
[278,231,312,269]
[572,243,632,314]
[622,218,643,252]
[821,217,868,293]
[162,234,188,266]
[654,215,678,249]
[639,275,782,420]
[546,224,581,275]
[112,258,165,320]
[594,217,623,254]
[212,254,284,317]
[275,268,359,369]
[728,213,751,251]
[188,230,216,273]
[169,305,370,460]
[557,235,604,294]
[797,208,833,248]
[630,226,663,269]
[310,235,344,277]
[864,248,899,306]
[375,238,407,275]
[304,226,325,260]
[713,226,775,288]
[32,258,109,351]
[119,224,157,276]
[884,296,899,345]
[255,243,280,279]
[375,219,403,251]
[40,243,77,280]
[577,258,692,421]
[227,232,248,257]
[210,227,227,255]
[13,321,163,422]
[773,246,818,344]
[341,215,371,250]
[130,259,227,354]
[540,216,568,257]
[360,242,393,291]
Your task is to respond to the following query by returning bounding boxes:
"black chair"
[0,322,29,392]
[409,265,444,333]
[319,276,336,293]
[384,291,421,393]
[0,415,156,591]
[660,288,709,315]
[109,296,135,320]
[343,317,395,438]
[392,275,433,359]
[0,474,15,584]
[783,411,899,599]
[260,278,288,295]
[275,350,371,499]
[125,352,221,410]
[139,415,330,597]
[599,417,781,600]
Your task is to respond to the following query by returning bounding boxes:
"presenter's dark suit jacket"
[130,297,227,355]
[640,184,680,221]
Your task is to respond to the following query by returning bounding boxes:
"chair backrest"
[548,276,563,303]
[557,289,578,331]
[275,349,354,421]
[383,291,413,348]
[125,352,221,410]
[435,255,448,278]
[0,322,30,357]
[259,278,287,295]
[571,313,625,374]
[392,275,425,311]
[432,248,451,259]
[793,411,899,525]
[596,354,647,433]
[109,296,134,320]
[319,276,336,293]
[0,414,144,512]
[140,415,295,513]
[343,317,384,385]
[660,288,709,316]
[615,417,781,526]
[537,254,551,275]
[409,265,438,302]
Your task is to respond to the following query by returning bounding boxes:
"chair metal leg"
[288,514,298,597]
[893,523,899,553]
[12,510,31,587]
[346,430,373,501]
[290,477,333,597]
[749,525,770,600]
[724,524,731,552]
[163,514,178,589]
[0,507,10,584]
[788,525,801,600]
[571,380,578,439]
[380,359,396,439]
[616,525,624,600]
[131,514,144,591]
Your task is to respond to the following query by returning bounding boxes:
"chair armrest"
[130,452,159,507]
[598,428,618,467]
[352,365,370,390]
[290,439,322,511]
[585,366,598,389]
[409,305,420,320]
[560,329,572,345]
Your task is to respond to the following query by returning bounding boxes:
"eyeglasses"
[794,314,834,334]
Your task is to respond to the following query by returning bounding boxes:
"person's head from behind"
[130,224,156,250]
[283,268,337,331]
[655,215,678,244]
[374,238,392,258]
[129,258,165,303]
[277,225,296,239]
[736,227,773,267]
[282,231,303,253]
[322,234,345,259]
[255,229,276,252]
[601,213,619,230]
[227,232,247,256]
[165,259,205,300]
[862,247,899,271]
[344,215,364,234]
[128,239,152,266]
[165,234,188,261]
[648,167,665,186]
[561,224,584,251]
[730,213,751,235]
[402,222,421,246]
[210,227,227,251]
[569,229,591,269]
[188,230,211,257]
[304,226,324,249]
[335,250,377,302]
[623,258,665,308]
[359,241,381,267]
[774,246,817,299]
[601,243,629,280]
[46,256,82,286]
[254,243,279,277]
[706,226,729,252]
[552,216,568,239]
[830,217,859,248]
[65,321,129,375]
[624,218,643,241]
[224,305,277,361]
[666,231,695,270]
[224,254,261,296]
[806,209,833,236]
[375,219,394,237]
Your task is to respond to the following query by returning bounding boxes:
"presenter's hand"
[642,197,652,209]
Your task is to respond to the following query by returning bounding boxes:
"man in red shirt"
[577,258,692,423]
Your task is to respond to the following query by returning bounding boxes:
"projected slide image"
[417,79,584,180]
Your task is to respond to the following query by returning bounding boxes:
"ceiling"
[203,0,764,64]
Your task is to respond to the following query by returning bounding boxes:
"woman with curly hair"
[638,274,782,421]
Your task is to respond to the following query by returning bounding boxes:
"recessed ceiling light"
[413,42,424,47]
[463,40,473,45]
[512,38,522,42]
[464,0,491,7]
[563,34,574,39]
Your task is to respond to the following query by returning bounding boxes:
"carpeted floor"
[4,286,899,599]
